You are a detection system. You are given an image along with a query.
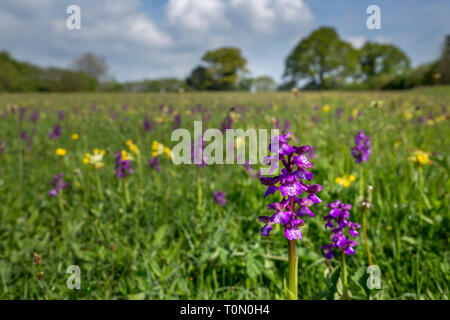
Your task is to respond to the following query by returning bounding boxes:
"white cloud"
[345,36,366,49]
[229,0,314,34]
[166,0,229,32]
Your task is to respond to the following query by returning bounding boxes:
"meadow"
[0,87,448,300]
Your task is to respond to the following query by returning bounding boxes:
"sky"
[0,0,449,83]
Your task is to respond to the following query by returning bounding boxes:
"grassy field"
[0,87,448,300]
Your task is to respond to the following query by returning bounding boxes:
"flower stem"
[95,170,104,201]
[340,250,348,298]
[359,164,373,265]
[123,178,130,206]
[287,239,298,300]
[362,207,373,265]
[196,166,202,217]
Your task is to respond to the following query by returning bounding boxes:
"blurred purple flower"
[48,173,69,197]
[213,191,226,206]
[148,157,161,172]
[114,152,133,178]
[48,125,61,140]
[351,130,371,163]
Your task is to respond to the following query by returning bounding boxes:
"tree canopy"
[187,47,248,90]
[358,42,410,79]
[284,27,359,89]
[71,52,108,81]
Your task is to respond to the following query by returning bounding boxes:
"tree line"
[1,27,449,92]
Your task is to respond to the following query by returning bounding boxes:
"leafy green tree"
[359,42,410,80]
[438,35,450,83]
[71,52,108,81]
[186,66,213,91]
[0,51,97,92]
[252,76,277,92]
[201,47,248,90]
[284,27,359,89]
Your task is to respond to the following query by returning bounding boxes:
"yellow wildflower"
[126,140,139,155]
[335,174,356,188]
[408,150,431,165]
[83,149,105,169]
[352,109,359,117]
[121,150,134,161]
[55,148,67,157]
[71,133,79,140]
[323,105,330,113]
[163,147,173,159]
[152,140,164,157]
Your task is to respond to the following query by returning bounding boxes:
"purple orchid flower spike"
[322,200,360,260]
[258,132,322,241]
[351,130,371,163]
[48,173,69,197]
[213,191,226,206]
[148,157,161,172]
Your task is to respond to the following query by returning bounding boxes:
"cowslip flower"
[322,200,360,259]
[258,132,323,241]
[83,149,105,169]
[55,148,67,157]
[323,105,330,113]
[408,150,431,166]
[114,151,133,178]
[213,191,226,206]
[126,140,139,155]
[335,174,356,187]
[351,130,371,163]
[48,173,69,197]
[152,141,172,159]
[152,141,164,157]
[71,133,79,141]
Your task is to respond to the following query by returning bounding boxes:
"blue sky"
[0,0,448,83]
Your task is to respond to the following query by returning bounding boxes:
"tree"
[359,42,410,80]
[284,27,359,89]
[201,47,248,90]
[71,52,108,81]
[252,76,277,92]
[438,35,450,84]
[186,66,213,91]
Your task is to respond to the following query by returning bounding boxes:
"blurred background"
[0,0,449,93]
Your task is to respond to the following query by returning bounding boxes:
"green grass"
[0,88,448,299]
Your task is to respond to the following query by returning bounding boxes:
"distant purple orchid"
[114,152,133,178]
[48,173,69,197]
[173,113,181,130]
[351,130,371,163]
[143,116,153,133]
[48,125,61,140]
[148,157,161,172]
[213,191,226,206]
[191,135,208,167]
[322,200,360,259]
[30,110,40,123]
[258,132,323,241]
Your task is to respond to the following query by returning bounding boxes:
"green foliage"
[187,47,248,91]
[359,42,410,80]
[284,27,359,89]
[0,51,97,92]
[0,89,448,299]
